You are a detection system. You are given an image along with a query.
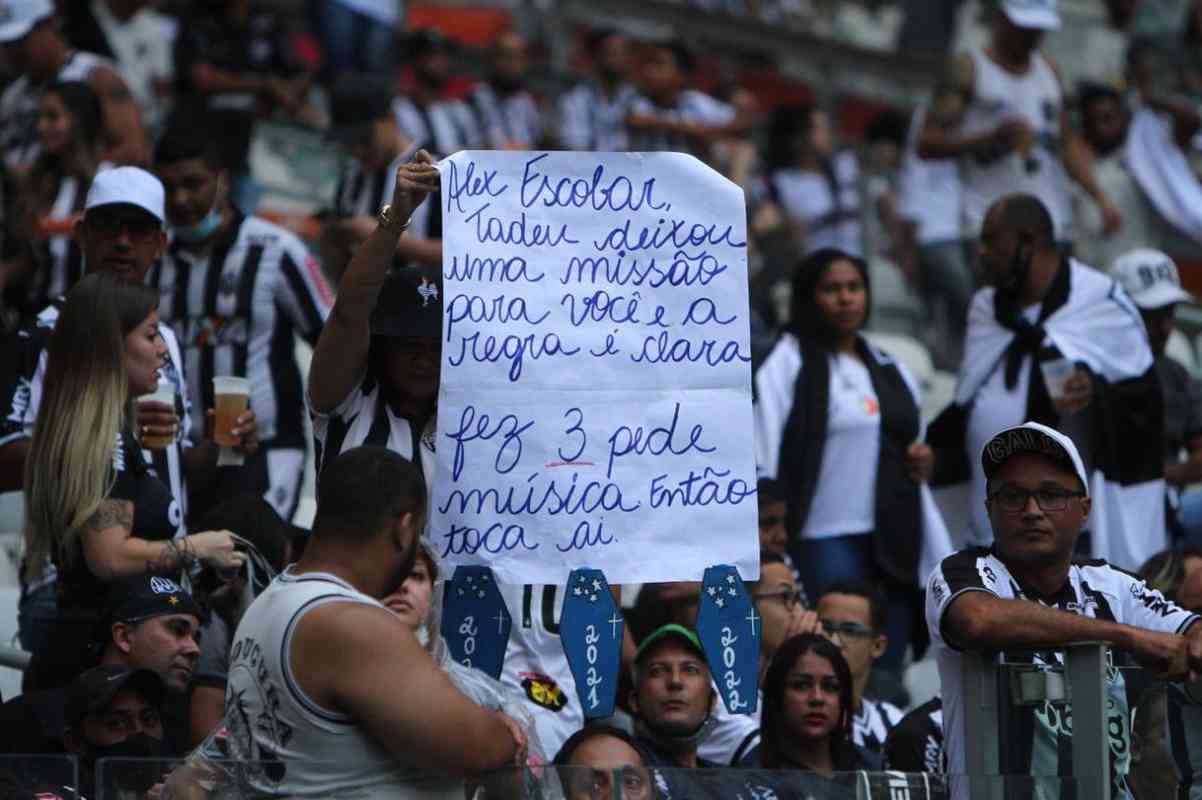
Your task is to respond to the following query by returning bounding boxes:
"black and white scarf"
[933,259,1164,569]
[755,334,953,586]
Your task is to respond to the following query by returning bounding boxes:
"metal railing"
[962,642,1113,800]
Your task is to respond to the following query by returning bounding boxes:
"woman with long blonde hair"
[23,272,242,687]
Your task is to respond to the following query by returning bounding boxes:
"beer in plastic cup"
[1039,358,1074,404]
[137,382,176,450]
[212,376,250,447]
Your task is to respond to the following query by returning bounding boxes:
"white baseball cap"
[1001,0,1061,30]
[0,0,54,44]
[1112,248,1193,310]
[84,167,165,224]
[981,421,1089,495]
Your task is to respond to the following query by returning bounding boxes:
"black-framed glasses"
[752,588,804,610]
[820,619,876,641]
[85,212,161,242]
[989,485,1085,513]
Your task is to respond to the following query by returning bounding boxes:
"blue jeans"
[791,532,919,672]
[320,2,396,76]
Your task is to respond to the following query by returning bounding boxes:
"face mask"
[634,705,719,756]
[86,731,165,763]
[86,731,166,794]
[173,205,222,243]
[1000,240,1033,296]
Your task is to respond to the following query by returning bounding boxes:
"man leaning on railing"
[926,421,1202,798]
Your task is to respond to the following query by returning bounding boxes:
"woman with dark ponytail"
[754,248,951,670]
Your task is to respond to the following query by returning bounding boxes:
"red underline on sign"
[545,460,596,469]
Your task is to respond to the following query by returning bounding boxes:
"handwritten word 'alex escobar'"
[435,151,757,581]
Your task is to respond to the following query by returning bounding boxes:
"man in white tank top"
[226,446,525,798]
[917,0,1120,245]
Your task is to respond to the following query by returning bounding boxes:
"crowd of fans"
[0,0,1201,798]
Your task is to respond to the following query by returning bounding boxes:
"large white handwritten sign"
[432,151,758,584]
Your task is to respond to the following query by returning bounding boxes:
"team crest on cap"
[150,576,182,595]
[417,277,438,307]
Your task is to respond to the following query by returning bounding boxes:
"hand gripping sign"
[695,564,760,715]
[440,565,511,679]
[560,567,624,719]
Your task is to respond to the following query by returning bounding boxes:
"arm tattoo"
[83,499,133,535]
[145,535,195,576]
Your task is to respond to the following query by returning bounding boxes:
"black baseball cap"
[328,77,396,145]
[65,665,165,727]
[980,421,1090,495]
[104,575,206,627]
[371,266,443,338]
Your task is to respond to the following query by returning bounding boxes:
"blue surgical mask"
[172,205,222,243]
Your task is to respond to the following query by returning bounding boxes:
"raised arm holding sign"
[433,150,759,585]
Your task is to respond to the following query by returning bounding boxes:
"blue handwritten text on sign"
[434,151,759,584]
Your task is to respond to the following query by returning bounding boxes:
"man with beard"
[225,446,526,798]
[391,30,482,157]
[1073,84,1182,269]
[557,29,639,152]
[469,31,543,150]
[151,126,331,521]
[0,575,203,758]
[930,192,1163,569]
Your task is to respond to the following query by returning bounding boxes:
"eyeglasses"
[820,619,876,642]
[86,213,161,242]
[752,588,804,610]
[989,485,1085,513]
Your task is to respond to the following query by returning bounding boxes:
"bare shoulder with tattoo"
[82,498,133,536]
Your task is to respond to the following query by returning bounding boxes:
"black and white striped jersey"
[149,213,332,448]
[469,83,542,148]
[0,300,193,537]
[311,366,436,488]
[25,172,96,312]
[927,547,1200,799]
[854,696,904,755]
[391,95,482,156]
[331,144,442,270]
[627,89,736,154]
[0,51,113,171]
[556,82,639,152]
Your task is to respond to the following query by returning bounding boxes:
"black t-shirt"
[0,688,66,755]
[56,428,180,612]
[171,6,297,171]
